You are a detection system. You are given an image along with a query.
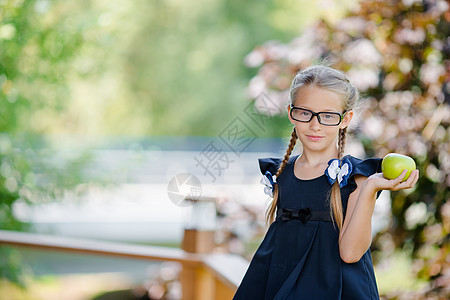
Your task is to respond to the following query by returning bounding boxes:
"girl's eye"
[323,114,336,119]
[298,109,311,116]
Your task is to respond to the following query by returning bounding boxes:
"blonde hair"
[265,65,359,230]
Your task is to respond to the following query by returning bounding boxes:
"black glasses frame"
[290,105,346,126]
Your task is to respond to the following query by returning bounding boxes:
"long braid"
[276,127,298,178]
[265,127,298,226]
[330,127,348,230]
[338,128,347,160]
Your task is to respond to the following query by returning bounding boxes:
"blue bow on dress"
[260,170,276,197]
[325,157,353,188]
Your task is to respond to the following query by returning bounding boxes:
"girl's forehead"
[293,85,344,111]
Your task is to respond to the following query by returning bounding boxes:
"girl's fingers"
[372,169,419,191]
[396,169,419,190]
[394,169,408,184]
[386,169,418,191]
[412,169,420,185]
[404,170,415,186]
[409,169,419,186]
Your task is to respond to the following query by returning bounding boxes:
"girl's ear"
[340,110,354,129]
[287,105,295,125]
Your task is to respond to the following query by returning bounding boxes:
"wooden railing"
[0,229,249,300]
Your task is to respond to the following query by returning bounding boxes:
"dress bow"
[325,157,353,188]
[260,170,276,197]
[280,208,311,223]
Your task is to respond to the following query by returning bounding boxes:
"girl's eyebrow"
[298,106,340,113]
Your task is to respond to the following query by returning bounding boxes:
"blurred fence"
[0,229,248,300]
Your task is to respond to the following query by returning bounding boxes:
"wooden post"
[180,196,217,300]
[181,229,215,254]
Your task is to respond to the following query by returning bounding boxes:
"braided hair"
[265,127,298,225]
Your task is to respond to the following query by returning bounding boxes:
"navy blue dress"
[233,154,382,300]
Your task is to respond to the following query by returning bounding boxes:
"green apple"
[382,153,416,181]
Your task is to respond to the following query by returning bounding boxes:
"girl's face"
[288,85,353,155]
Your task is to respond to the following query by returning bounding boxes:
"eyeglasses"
[290,105,346,126]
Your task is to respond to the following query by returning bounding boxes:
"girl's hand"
[365,169,420,193]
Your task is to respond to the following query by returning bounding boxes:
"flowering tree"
[243,0,449,298]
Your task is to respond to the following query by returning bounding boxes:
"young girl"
[233,65,419,300]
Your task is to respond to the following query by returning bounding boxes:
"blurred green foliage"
[1,0,356,137]
[1,0,104,285]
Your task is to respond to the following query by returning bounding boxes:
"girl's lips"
[306,135,324,141]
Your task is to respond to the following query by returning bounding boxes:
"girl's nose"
[309,115,321,130]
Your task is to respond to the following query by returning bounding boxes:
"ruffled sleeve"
[344,155,383,199]
[258,157,282,176]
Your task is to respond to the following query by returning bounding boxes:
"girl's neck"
[298,148,339,168]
